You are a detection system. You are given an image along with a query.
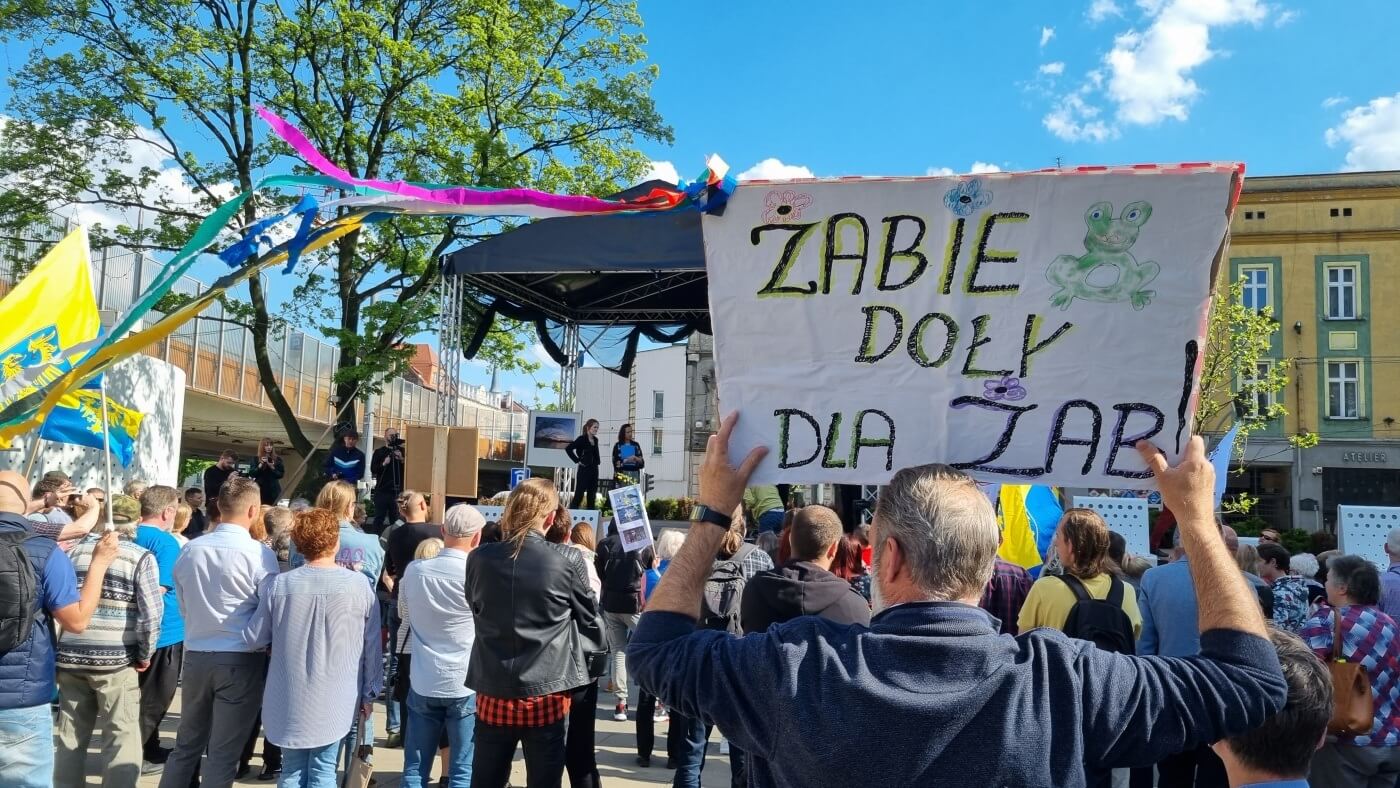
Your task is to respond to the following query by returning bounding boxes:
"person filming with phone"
[251,438,285,506]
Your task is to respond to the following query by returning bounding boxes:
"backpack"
[700,544,755,635]
[1058,573,1136,655]
[0,530,37,652]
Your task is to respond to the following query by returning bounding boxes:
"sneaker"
[141,761,165,776]
[613,701,628,721]
[385,730,403,749]
[258,766,281,781]
[236,763,252,780]
[653,705,668,722]
[636,755,652,768]
[719,738,730,755]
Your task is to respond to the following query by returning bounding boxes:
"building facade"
[576,344,690,499]
[1226,171,1400,532]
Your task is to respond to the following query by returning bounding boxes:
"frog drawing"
[1046,200,1159,311]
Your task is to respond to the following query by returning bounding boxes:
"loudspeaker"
[404,425,479,522]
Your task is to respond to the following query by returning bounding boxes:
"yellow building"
[1226,171,1400,532]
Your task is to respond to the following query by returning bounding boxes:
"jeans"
[757,508,785,534]
[0,702,54,788]
[403,690,476,788]
[670,714,743,788]
[56,666,144,788]
[473,717,568,788]
[603,611,639,702]
[278,741,340,788]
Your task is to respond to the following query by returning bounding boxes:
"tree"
[0,0,669,462]
[1197,277,1317,513]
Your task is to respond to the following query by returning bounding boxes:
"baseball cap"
[109,494,140,525]
[444,504,486,538]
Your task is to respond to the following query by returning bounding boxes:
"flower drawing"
[762,190,813,223]
[983,375,1027,402]
[943,178,993,217]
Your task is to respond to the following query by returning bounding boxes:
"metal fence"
[1,215,526,461]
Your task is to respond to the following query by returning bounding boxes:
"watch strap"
[690,504,731,529]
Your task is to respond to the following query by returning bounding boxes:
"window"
[1331,207,1353,218]
[1327,360,1361,419]
[651,428,664,455]
[1240,359,1275,419]
[1240,266,1270,312]
[1325,264,1358,319]
[1344,207,1353,217]
[652,390,664,418]
[1242,210,1266,220]
[1244,211,1253,220]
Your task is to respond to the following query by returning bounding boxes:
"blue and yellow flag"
[0,227,143,461]
[998,484,1064,576]
[40,387,144,467]
[0,227,102,422]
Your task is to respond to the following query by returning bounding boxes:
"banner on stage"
[703,167,1240,488]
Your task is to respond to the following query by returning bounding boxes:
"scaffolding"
[435,270,463,425]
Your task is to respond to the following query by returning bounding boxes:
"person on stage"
[251,438,285,506]
[370,428,407,535]
[565,419,601,509]
[612,423,645,480]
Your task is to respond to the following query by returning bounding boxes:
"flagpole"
[99,377,114,532]
[23,436,44,478]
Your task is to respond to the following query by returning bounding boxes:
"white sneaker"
[654,705,669,722]
[719,738,730,755]
[613,702,628,721]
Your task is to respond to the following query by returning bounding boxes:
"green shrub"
[1280,529,1313,556]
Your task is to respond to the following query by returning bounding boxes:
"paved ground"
[123,689,731,787]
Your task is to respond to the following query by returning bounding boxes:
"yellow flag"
[0,228,102,447]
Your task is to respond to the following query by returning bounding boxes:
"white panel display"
[472,505,600,531]
[1338,506,1400,572]
[1072,496,1150,558]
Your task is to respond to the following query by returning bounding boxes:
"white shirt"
[400,548,474,698]
[173,523,279,652]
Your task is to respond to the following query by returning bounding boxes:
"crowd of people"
[0,414,1397,787]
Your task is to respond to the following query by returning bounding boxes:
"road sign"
[509,467,531,490]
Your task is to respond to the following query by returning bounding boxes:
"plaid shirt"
[1300,604,1400,746]
[979,559,1032,635]
[736,543,775,581]
[476,691,572,728]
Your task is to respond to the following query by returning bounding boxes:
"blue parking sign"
[510,467,531,490]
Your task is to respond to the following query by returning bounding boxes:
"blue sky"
[13,0,1400,408]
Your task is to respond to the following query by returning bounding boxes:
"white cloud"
[531,342,560,370]
[737,158,815,182]
[1040,26,1055,47]
[1087,0,1123,23]
[1039,62,1066,76]
[925,162,1004,176]
[1043,93,1117,143]
[1044,0,1271,141]
[642,160,680,185]
[1325,93,1400,171]
[1274,8,1298,26]
[1322,95,1348,109]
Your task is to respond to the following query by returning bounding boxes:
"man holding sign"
[628,413,1284,786]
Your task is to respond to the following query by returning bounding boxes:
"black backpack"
[1058,573,1136,655]
[0,530,37,652]
[700,545,753,635]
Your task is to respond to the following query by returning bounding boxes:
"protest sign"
[703,166,1240,488]
[608,484,654,553]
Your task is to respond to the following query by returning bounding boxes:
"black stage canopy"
[442,180,711,376]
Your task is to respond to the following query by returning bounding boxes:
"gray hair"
[655,529,687,562]
[873,464,999,601]
[1291,552,1319,579]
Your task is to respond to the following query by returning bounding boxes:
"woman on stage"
[565,418,601,509]
[612,423,645,479]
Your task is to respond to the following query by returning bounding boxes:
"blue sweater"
[629,601,1285,787]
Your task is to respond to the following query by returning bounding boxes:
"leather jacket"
[465,529,605,698]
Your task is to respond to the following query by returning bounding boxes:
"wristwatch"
[689,504,732,529]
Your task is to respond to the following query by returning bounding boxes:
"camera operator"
[251,437,286,506]
[369,428,406,535]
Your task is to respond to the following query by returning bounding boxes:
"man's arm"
[359,594,384,705]
[134,553,163,666]
[52,531,119,633]
[1136,438,1267,639]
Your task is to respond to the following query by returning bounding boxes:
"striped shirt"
[57,536,163,669]
[244,565,383,749]
[1300,604,1400,747]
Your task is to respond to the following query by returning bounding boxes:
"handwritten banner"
[703,167,1239,488]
